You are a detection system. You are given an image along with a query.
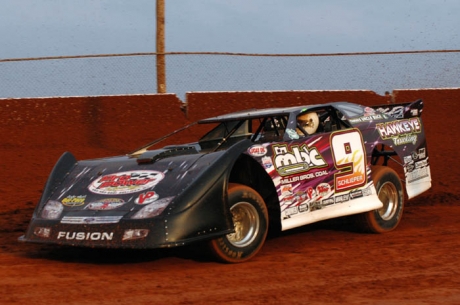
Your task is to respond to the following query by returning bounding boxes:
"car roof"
[198,106,304,123]
[198,101,363,123]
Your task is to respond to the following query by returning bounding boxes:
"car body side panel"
[246,128,382,231]
[352,99,432,199]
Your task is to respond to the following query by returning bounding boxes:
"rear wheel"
[209,183,268,263]
[355,166,404,233]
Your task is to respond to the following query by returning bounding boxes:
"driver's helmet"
[297,112,319,135]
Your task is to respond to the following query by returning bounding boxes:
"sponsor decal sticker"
[335,194,350,204]
[375,106,404,119]
[272,144,327,176]
[415,159,428,169]
[362,186,373,197]
[406,163,415,172]
[404,155,413,164]
[310,201,322,211]
[417,147,426,159]
[321,198,334,206]
[376,118,421,146]
[86,198,125,210]
[62,195,86,207]
[349,189,364,199]
[364,107,376,116]
[298,203,309,213]
[284,206,298,217]
[316,183,331,197]
[248,145,267,157]
[281,184,294,201]
[336,173,365,189]
[88,170,164,195]
[306,187,316,200]
[262,156,273,169]
[406,167,430,183]
[135,191,159,205]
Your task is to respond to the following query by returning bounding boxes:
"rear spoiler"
[370,99,424,119]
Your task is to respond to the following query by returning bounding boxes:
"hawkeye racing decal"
[88,170,165,195]
[376,117,422,146]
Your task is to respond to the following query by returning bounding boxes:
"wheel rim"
[227,201,260,248]
[377,181,399,220]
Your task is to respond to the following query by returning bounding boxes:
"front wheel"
[209,183,269,263]
[355,166,404,233]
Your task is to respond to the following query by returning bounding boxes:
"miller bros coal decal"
[376,117,421,145]
[88,170,164,195]
[272,144,327,176]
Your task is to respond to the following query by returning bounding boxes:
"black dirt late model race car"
[20,100,432,263]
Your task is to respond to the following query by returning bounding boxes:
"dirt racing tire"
[355,166,404,233]
[209,183,269,263]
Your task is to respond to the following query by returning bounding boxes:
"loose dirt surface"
[2,199,459,305]
[1,101,459,304]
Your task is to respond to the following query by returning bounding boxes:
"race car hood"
[37,145,230,220]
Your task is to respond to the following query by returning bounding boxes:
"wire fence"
[1,50,459,101]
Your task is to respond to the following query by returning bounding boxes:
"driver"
[297,112,319,135]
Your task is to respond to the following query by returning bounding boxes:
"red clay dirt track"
[1,89,459,304]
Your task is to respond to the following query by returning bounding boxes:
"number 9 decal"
[331,129,367,192]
